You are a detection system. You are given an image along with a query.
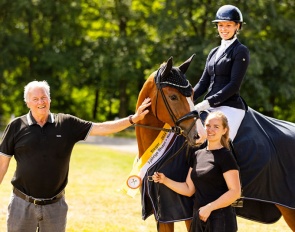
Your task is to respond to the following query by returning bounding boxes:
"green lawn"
[0,143,291,231]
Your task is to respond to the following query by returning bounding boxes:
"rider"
[193,5,250,141]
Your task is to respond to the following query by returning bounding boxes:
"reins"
[132,123,184,134]
[132,111,199,136]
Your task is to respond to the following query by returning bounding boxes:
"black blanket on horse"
[233,107,295,223]
[142,135,194,222]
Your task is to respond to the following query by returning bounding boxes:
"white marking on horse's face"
[186,97,198,131]
[186,97,195,111]
[186,97,206,145]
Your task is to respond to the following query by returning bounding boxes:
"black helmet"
[212,5,243,23]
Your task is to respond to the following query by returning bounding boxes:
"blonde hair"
[24,80,51,103]
[205,111,230,149]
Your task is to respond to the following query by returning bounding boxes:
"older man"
[0,80,151,232]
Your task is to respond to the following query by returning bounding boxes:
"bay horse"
[131,54,295,232]
[134,55,202,232]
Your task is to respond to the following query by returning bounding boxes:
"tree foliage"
[1,0,295,126]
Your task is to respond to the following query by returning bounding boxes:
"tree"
[1,0,295,124]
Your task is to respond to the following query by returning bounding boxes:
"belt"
[13,188,65,205]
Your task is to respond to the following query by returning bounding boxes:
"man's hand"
[90,97,151,136]
[131,98,151,123]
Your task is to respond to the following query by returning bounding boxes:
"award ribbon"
[120,123,174,197]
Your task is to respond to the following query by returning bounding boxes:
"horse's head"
[136,54,200,149]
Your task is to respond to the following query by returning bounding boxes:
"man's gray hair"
[24,80,51,103]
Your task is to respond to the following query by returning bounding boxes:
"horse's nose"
[194,134,200,140]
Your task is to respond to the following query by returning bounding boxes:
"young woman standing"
[152,111,241,232]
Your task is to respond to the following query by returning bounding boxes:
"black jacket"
[194,39,250,110]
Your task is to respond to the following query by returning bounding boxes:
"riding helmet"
[212,5,243,28]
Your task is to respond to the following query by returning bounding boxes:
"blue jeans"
[190,206,237,232]
[7,192,68,232]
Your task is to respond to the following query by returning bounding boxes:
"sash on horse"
[121,126,194,222]
[121,123,174,197]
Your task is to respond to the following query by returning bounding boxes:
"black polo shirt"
[0,112,92,198]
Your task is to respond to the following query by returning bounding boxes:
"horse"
[131,54,295,232]
[133,55,201,232]
[228,107,295,230]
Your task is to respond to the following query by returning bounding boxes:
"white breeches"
[209,106,245,141]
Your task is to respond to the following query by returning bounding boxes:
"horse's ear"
[161,56,173,77]
[178,54,196,74]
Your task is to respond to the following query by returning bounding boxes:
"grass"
[0,143,291,231]
[103,127,136,139]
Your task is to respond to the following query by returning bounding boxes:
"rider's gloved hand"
[194,100,210,113]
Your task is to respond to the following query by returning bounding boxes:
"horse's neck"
[136,114,165,157]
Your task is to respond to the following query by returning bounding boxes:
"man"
[0,80,151,232]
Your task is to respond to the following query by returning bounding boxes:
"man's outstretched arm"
[89,98,151,136]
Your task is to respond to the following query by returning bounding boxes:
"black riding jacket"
[193,39,250,110]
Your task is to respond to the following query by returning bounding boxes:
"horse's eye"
[169,95,178,101]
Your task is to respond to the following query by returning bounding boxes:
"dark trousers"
[190,206,237,232]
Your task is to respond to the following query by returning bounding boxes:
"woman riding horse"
[193,5,295,230]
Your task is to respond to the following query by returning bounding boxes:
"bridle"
[134,68,200,137]
[133,63,202,216]
[133,67,201,174]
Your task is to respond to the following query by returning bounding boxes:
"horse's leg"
[185,219,192,231]
[157,222,174,232]
[156,220,192,232]
[276,204,295,231]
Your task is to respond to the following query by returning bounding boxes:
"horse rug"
[141,134,194,222]
[233,107,295,223]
